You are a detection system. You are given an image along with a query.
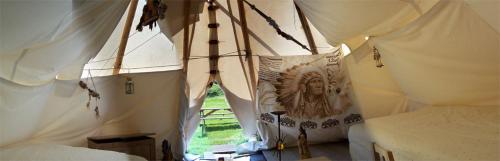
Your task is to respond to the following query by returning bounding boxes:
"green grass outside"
[187,95,248,155]
[202,96,229,109]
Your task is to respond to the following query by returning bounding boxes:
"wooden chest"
[88,133,156,161]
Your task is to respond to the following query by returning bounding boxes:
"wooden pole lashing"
[207,0,219,80]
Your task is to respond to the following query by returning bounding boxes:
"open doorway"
[188,82,248,155]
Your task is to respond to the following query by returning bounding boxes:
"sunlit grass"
[202,96,229,109]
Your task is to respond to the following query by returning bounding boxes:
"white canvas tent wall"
[0,0,336,159]
[1,0,499,160]
[294,0,499,111]
[0,0,187,159]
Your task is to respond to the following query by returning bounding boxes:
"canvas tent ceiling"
[82,0,181,78]
[1,0,499,160]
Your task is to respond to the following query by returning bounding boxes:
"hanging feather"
[373,47,384,68]
[136,0,167,31]
[94,106,100,118]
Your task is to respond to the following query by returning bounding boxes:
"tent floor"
[262,140,351,161]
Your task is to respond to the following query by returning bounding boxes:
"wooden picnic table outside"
[199,108,237,136]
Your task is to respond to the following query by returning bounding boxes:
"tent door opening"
[187,82,248,155]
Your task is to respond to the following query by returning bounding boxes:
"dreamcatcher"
[79,70,101,118]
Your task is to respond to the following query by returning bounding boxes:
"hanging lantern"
[125,77,134,94]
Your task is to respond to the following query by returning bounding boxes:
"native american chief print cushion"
[257,51,362,146]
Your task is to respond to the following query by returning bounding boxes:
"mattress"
[348,106,499,161]
[0,143,147,161]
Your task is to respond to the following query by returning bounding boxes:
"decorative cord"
[242,0,310,51]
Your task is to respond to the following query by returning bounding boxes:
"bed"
[0,143,147,161]
[348,105,499,161]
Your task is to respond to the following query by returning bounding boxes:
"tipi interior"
[1,0,499,161]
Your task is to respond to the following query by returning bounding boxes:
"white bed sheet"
[348,106,499,161]
[0,144,147,161]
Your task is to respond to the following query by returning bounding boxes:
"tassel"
[373,47,384,68]
[94,106,100,118]
[86,94,91,109]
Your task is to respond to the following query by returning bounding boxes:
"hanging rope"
[242,0,310,51]
[83,64,181,71]
[88,32,163,64]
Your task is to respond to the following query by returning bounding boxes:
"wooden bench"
[199,108,237,136]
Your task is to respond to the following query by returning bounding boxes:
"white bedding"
[0,144,147,161]
[348,106,499,161]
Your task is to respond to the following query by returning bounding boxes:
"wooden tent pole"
[182,0,192,73]
[237,0,258,100]
[113,0,139,75]
[237,0,252,59]
[207,0,219,81]
[294,3,318,55]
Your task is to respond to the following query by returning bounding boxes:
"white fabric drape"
[1,71,187,159]
[0,0,129,85]
[1,0,129,151]
[218,55,260,136]
[294,0,438,49]
[372,0,500,106]
[344,44,409,118]
[0,0,188,159]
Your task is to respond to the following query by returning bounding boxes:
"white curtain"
[371,0,499,106]
[1,70,187,159]
[294,0,439,49]
[344,43,409,118]
[1,0,128,147]
[0,0,130,85]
